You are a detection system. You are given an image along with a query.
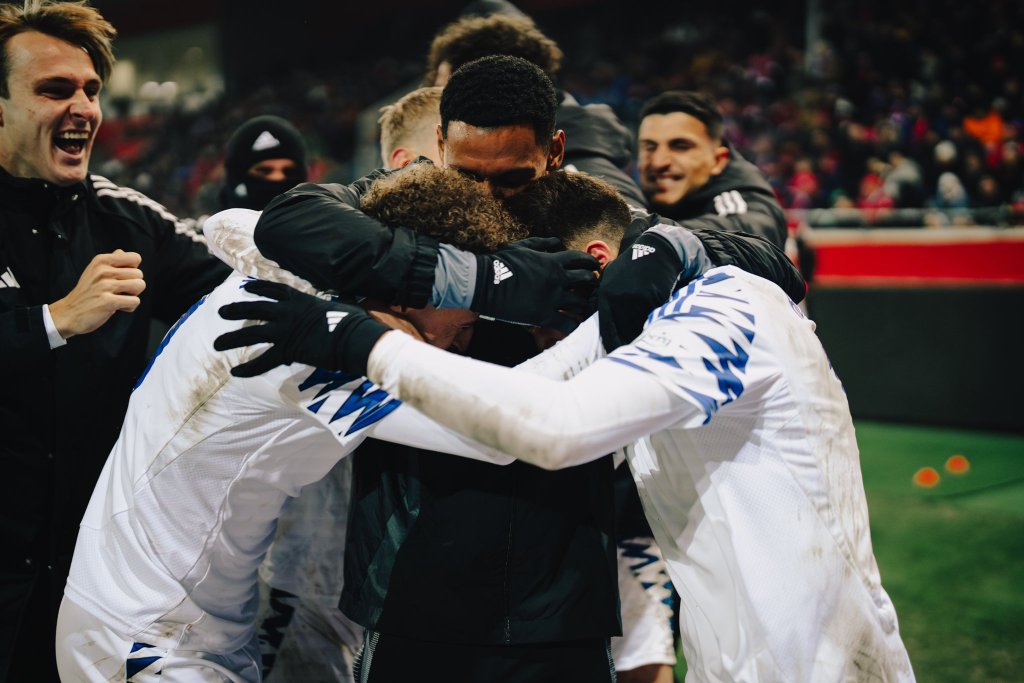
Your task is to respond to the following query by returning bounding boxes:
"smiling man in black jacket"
[0,4,231,680]
[637,90,788,251]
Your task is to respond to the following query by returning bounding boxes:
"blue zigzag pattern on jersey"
[619,539,660,573]
[299,368,402,434]
[299,368,360,400]
[336,382,402,435]
[695,331,750,403]
[635,272,757,424]
[126,643,162,680]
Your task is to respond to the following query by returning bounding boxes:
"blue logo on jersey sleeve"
[300,368,401,435]
[615,271,758,425]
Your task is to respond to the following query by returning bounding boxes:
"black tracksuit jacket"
[0,167,230,670]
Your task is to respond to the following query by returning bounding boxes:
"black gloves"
[215,279,390,377]
[598,230,685,352]
[472,237,599,332]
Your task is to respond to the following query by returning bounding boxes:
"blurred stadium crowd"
[90,0,1024,227]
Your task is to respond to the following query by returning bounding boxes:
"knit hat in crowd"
[221,115,308,210]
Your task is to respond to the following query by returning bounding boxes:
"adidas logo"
[631,244,656,260]
[492,260,513,284]
[0,267,20,289]
[251,130,281,152]
[326,310,348,332]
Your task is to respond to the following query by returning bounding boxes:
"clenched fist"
[49,249,146,338]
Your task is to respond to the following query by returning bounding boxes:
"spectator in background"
[960,149,987,204]
[856,158,895,214]
[786,158,820,209]
[963,99,1005,150]
[973,174,1003,208]
[0,3,229,680]
[884,149,925,208]
[219,114,308,210]
[933,171,969,210]
[993,141,1023,204]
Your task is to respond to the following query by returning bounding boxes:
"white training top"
[64,271,509,654]
[368,266,914,682]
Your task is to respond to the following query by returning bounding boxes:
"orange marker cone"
[945,454,970,475]
[913,466,940,488]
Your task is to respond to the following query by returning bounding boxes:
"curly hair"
[440,55,557,145]
[360,163,527,253]
[503,170,630,250]
[0,1,116,98]
[425,14,563,86]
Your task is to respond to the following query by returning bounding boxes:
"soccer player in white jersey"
[55,165,525,683]
[218,171,916,683]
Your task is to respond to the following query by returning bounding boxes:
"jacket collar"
[0,164,88,212]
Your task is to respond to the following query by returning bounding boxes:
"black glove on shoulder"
[598,230,683,352]
[215,279,390,378]
[471,236,599,331]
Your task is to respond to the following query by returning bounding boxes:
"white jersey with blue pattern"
[64,272,509,655]
[609,268,912,681]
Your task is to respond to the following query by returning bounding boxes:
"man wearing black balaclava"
[220,115,308,210]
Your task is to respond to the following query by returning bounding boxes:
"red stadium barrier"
[805,228,1024,287]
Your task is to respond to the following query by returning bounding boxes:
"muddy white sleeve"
[513,314,604,380]
[367,331,686,470]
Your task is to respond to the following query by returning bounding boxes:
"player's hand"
[49,249,146,338]
[214,279,391,377]
[472,237,599,332]
[598,231,684,352]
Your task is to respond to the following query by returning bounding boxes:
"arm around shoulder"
[255,181,440,308]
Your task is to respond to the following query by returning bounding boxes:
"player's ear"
[389,147,414,169]
[436,124,446,164]
[547,130,566,170]
[584,240,615,271]
[711,145,729,176]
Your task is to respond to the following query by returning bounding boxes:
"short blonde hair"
[0,1,116,98]
[378,86,442,166]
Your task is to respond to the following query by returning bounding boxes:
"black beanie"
[221,115,308,210]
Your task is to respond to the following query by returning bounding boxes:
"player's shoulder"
[648,266,783,332]
[89,175,174,219]
[88,174,205,239]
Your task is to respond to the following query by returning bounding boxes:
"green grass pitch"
[673,420,1024,682]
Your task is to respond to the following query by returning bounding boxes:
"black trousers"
[354,629,616,683]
